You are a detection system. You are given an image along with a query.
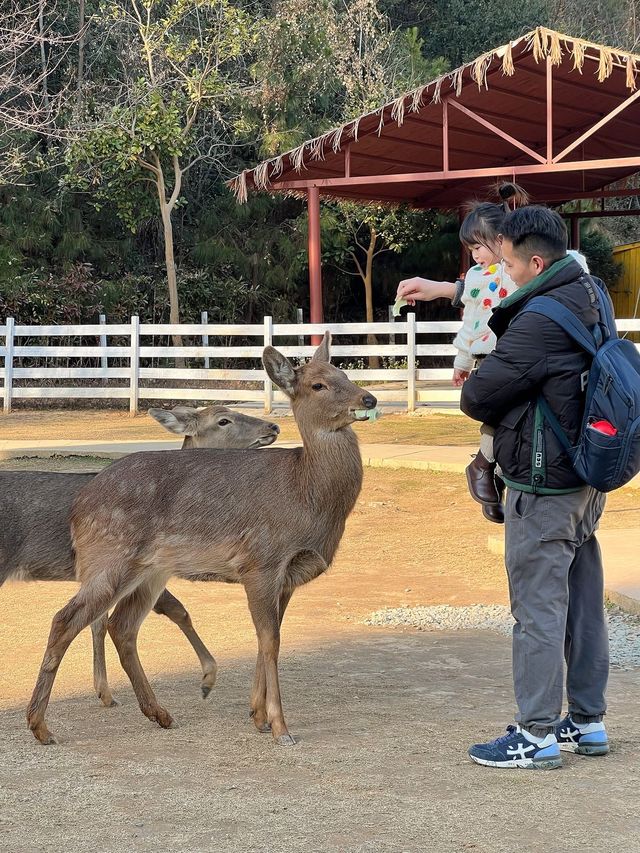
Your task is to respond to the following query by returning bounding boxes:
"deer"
[26,333,376,746]
[1,405,280,707]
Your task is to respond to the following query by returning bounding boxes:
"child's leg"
[479,424,495,463]
[466,424,501,518]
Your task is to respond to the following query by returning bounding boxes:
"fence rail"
[2,315,640,415]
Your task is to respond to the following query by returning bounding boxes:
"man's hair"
[501,206,568,262]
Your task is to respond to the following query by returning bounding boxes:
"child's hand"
[396,277,441,304]
[452,368,470,387]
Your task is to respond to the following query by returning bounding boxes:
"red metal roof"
[231,28,640,209]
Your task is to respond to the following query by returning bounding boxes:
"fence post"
[407,312,416,413]
[99,313,108,377]
[201,310,209,369]
[263,315,273,413]
[129,315,140,416]
[3,317,15,414]
[296,308,304,351]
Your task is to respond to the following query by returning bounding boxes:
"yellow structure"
[611,242,640,325]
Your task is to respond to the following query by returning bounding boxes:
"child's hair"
[459,182,529,249]
[501,206,568,263]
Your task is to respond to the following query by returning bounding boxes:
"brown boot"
[482,502,504,524]
[465,451,501,505]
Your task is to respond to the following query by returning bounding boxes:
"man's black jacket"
[460,255,602,493]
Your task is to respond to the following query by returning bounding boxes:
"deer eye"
[312,383,325,391]
[217,418,231,426]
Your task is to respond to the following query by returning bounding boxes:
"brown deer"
[27,333,376,746]
[1,405,279,706]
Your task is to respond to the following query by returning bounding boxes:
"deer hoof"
[101,696,120,708]
[150,708,175,729]
[31,724,57,745]
[275,733,297,747]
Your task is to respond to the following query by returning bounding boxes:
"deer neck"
[297,423,363,514]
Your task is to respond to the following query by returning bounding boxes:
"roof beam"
[270,156,640,192]
[553,87,640,163]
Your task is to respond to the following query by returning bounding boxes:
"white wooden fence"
[2,315,640,415]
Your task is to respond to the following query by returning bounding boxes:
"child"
[460,205,610,769]
[396,185,588,523]
[396,184,525,523]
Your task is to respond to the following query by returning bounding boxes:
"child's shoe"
[466,451,501,505]
[556,715,609,755]
[468,725,562,769]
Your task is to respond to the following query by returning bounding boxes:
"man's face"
[501,238,546,288]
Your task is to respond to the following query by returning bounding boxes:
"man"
[460,206,610,770]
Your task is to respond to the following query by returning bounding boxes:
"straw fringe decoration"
[410,84,428,112]
[548,30,563,65]
[502,42,514,76]
[532,28,547,62]
[270,156,284,180]
[349,118,361,142]
[254,161,270,190]
[291,143,306,173]
[391,95,407,126]
[377,107,385,135]
[309,136,325,161]
[571,39,586,73]
[471,53,491,89]
[329,126,344,153]
[451,66,464,96]
[626,55,637,90]
[431,77,443,104]
[597,46,614,81]
[233,172,247,204]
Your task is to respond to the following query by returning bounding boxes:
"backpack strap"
[521,295,598,356]
[537,395,573,454]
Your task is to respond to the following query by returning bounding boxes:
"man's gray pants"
[505,486,609,738]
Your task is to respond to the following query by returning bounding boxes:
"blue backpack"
[523,278,640,493]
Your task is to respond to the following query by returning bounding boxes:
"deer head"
[263,332,376,433]
[148,405,280,449]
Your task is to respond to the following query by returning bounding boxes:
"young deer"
[27,333,376,746]
[1,405,279,706]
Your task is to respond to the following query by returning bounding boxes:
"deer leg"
[91,614,120,707]
[247,585,295,745]
[27,584,117,745]
[153,588,218,699]
[250,588,293,734]
[108,579,174,730]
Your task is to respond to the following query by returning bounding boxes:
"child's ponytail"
[497,182,530,212]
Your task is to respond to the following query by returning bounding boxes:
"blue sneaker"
[468,725,562,769]
[556,715,609,756]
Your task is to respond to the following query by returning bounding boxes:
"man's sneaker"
[556,715,609,756]
[468,725,562,770]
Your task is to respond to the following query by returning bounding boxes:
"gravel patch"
[364,604,640,668]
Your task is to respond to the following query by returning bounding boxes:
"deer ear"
[311,330,331,363]
[148,406,199,436]
[263,346,298,397]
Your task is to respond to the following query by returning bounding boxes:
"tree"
[66,0,255,341]
[0,2,83,184]
[322,202,433,365]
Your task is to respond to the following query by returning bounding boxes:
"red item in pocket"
[590,420,618,436]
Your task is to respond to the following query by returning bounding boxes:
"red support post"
[546,56,553,163]
[442,98,449,173]
[571,215,580,250]
[307,185,323,344]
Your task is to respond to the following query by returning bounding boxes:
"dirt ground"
[1,460,640,853]
[0,407,480,446]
